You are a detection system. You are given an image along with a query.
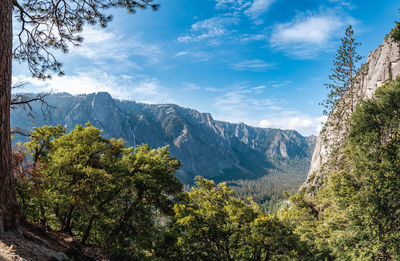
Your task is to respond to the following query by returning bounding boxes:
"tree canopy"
[14,123,183,259]
[171,177,310,261]
[1,0,159,233]
[283,77,400,260]
[321,25,362,115]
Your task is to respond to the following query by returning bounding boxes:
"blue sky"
[12,0,399,135]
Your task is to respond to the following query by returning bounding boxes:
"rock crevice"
[304,35,400,190]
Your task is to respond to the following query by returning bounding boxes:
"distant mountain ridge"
[11,92,316,183]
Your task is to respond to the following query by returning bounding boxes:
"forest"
[1,0,400,260]
[10,74,400,260]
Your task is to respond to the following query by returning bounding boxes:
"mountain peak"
[11,92,315,183]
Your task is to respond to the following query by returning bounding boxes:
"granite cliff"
[303,34,400,190]
[11,92,315,184]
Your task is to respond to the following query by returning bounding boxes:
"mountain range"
[11,92,316,184]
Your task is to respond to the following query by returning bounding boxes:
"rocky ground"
[0,222,108,261]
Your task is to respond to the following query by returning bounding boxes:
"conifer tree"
[321,25,362,115]
[392,11,400,42]
[0,0,158,233]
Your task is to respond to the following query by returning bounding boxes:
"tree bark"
[0,0,19,233]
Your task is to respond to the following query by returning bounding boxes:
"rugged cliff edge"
[11,93,315,184]
[303,34,400,190]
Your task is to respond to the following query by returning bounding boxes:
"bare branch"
[11,127,30,137]
[11,82,55,119]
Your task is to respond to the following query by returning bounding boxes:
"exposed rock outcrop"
[11,92,315,184]
[303,34,400,190]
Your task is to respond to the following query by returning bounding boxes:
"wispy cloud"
[232,59,274,71]
[259,114,327,135]
[71,26,163,66]
[213,0,274,20]
[239,33,266,42]
[181,82,201,91]
[13,71,174,104]
[327,0,354,9]
[174,51,210,61]
[178,0,274,45]
[175,51,189,57]
[177,15,239,44]
[244,0,274,20]
[213,84,275,124]
[214,0,251,10]
[210,81,325,135]
[270,10,355,59]
[181,82,223,92]
[268,80,292,88]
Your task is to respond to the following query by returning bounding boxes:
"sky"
[12,0,400,136]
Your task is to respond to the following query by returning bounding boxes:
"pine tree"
[392,10,400,43]
[0,0,158,233]
[321,25,362,115]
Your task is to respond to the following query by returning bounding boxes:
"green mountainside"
[11,92,315,186]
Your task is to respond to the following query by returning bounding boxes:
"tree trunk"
[81,214,95,245]
[0,0,19,233]
[63,205,74,235]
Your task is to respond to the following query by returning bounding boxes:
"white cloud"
[205,87,223,92]
[327,0,353,8]
[174,51,210,61]
[270,10,354,58]
[177,16,239,44]
[81,26,115,44]
[213,0,273,20]
[177,36,192,43]
[252,85,266,93]
[244,0,274,19]
[71,26,162,66]
[259,115,327,135]
[239,33,266,42]
[210,82,326,135]
[178,0,274,45]
[214,0,251,10]
[12,71,174,104]
[270,80,292,87]
[175,51,189,57]
[232,59,274,71]
[181,83,222,92]
[213,85,275,124]
[181,82,201,91]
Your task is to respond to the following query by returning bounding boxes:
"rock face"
[11,92,315,184]
[304,35,400,189]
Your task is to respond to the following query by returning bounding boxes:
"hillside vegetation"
[282,77,400,260]
[5,13,400,261]
[7,78,400,260]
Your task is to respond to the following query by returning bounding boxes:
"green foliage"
[16,78,400,260]
[229,159,310,213]
[321,25,362,115]
[392,10,400,43]
[172,177,309,260]
[15,124,313,260]
[15,123,183,259]
[283,78,400,260]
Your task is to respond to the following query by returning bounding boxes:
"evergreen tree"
[321,25,362,115]
[0,0,158,233]
[284,78,400,260]
[392,10,400,43]
[172,177,309,260]
[15,123,183,259]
